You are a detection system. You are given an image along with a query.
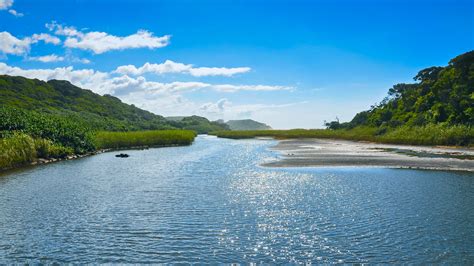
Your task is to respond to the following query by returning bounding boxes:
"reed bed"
[212,124,473,146]
[0,133,73,170]
[93,130,196,149]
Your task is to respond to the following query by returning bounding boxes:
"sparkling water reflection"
[0,135,473,263]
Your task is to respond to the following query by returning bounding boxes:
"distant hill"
[165,116,186,121]
[0,75,228,133]
[226,119,272,130]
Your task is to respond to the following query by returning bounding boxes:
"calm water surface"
[0,136,473,263]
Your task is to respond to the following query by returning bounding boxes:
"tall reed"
[93,130,196,149]
[0,133,73,170]
[212,124,473,146]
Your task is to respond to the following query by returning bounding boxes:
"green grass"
[93,130,196,149]
[0,130,196,170]
[0,133,73,170]
[211,124,474,146]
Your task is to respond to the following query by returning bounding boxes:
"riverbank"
[262,138,474,171]
[0,130,196,172]
[212,125,473,146]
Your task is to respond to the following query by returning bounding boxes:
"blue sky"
[0,0,473,128]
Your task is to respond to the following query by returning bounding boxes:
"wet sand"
[262,138,474,171]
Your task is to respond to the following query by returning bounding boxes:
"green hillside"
[0,75,227,133]
[226,119,272,130]
[329,50,473,130]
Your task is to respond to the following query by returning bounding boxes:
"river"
[0,135,473,263]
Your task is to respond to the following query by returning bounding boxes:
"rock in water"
[115,153,129,158]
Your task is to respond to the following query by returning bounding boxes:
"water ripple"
[0,136,473,263]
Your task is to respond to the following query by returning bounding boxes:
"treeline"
[327,50,474,130]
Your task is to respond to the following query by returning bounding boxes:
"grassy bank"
[0,133,73,170]
[0,130,196,171]
[1,106,198,171]
[211,124,473,146]
[93,130,196,149]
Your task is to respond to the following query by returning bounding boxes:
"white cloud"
[45,21,80,37]
[0,63,288,95]
[189,67,251,77]
[198,98,307,123]
[1,0,23,17]
[115,60,191,76]
[212,84,292,92]
[0,31,30,55]
[200,98,231,114]
[31,33,61,45]
[8,9,22,17]
[0,62,111,94]
[46,22,171,54]
[0,0,13,9]
[75,58,91,64]
[0,32,60,56]
[115,60,251,77]
[28,54,64,63]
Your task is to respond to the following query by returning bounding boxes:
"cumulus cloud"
[0,62,111,94]
[1,0,23,17]
[46,21,171,54]
[8,9,22,17]
[0,31,31,55]
[189,66,251,77]
[115,60,251,77]
[0,31,60,55]
[212,84,292,92]
[74,58,91,64]
[200,98,231,114]
[0,0,13,9]
[0,63,288,96]
[198,98,306,121]
[45,21,81,37]
[28,54,64,63]
[31,33,61,45]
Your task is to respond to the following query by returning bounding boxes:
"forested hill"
[0,75,228,133]
[226,119,272,130]
[332,51,474,129]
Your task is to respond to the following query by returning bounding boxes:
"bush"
[0,106,95,153]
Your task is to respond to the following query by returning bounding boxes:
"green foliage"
[0,75,228,133]
[0,106,95,153]
[344,50,474,128]
[212,124,473,146]
[34,138,73,159]
[0,133,74,170]
[0,133,36,169]
[93,130,196,149]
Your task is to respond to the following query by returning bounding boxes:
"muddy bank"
[263,138,474,172]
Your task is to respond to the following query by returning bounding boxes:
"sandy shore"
[262,138,474,172]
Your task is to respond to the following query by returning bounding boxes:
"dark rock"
[115,153,130,158]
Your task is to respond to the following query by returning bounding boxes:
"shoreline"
[262,138,474,172]
[0,143,192,174]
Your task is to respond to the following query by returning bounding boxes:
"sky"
[0,0,473,129]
